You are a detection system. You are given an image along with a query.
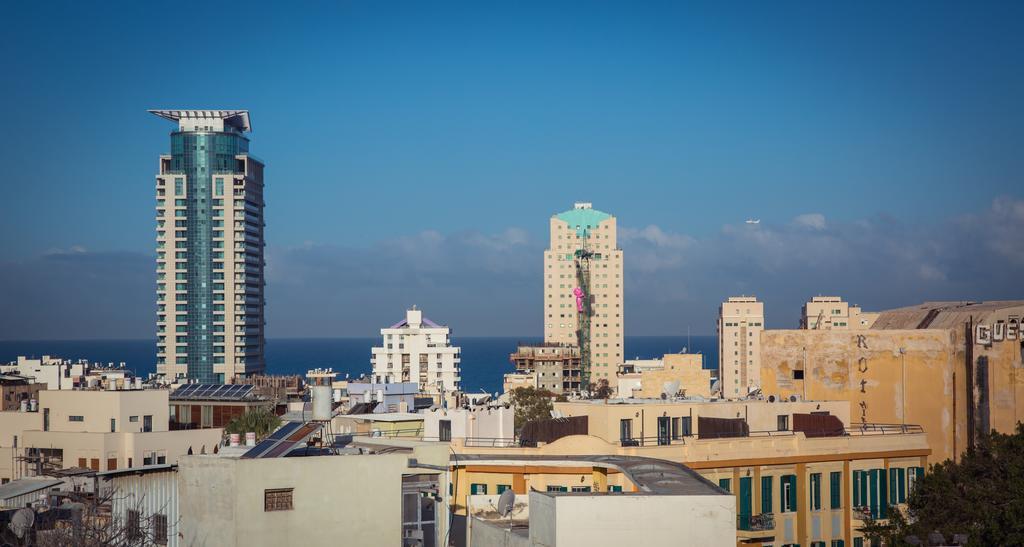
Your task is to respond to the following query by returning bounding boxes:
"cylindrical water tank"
[29,399,37,412]
[19,400,28,412]
[229,433,240,447]
[134,377,143,390]
[245,432,256,446]
[311,385,332,421]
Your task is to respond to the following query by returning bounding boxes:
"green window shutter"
[830,471,842,509]
[888,470,898,505]
[609,485,622,492]
[832,541,846,547]
[853,538,864,547]
[739,477,752,528]
[719,478,731,493]
[761,476,773,513]
[852,470,861,507]
[897,468,906,503]
[879,469,888,519]
[497,485,511,494]
[471,483,487,495]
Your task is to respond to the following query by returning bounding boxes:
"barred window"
[264,488,293,512]
[153,513,168,544]
[126,509,141,541]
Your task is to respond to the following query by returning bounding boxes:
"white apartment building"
[151,110,266,383]
[801,296,879,329]
[1,356,89,390]
[717,296,764,398]
[543,203,624,382]
[370,308,461,397]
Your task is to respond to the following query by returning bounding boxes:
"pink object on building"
[573,287,585,312]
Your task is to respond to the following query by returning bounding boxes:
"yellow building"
[616,353,713,398]
[451,399,928,547]
[719,296,765,398]
[801,296,878,330]
[544,203,624,381]
[760,300,1024,464]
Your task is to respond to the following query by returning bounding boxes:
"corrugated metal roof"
[97,464,176,478]
[871,300,1024,330]
[454,454,725,496]
[0,479,63,500]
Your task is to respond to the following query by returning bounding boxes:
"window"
[110,418,116,432]
[890,467,907,503]
[153,513,168,544]
[470,483,487,495]
[810,473,822,511]
[130,416,139,423]
[496,485,512,494]
[126,509,141,540]
[793,369,804,380]
[831,540,846,547]
[761,476,773,513]
[69,415,84,422]
[438,420,451,442]
[264,488,294,511]
[681,416,692,436]
[718,478,731,493]
[608,485,623,492]
[619,419,633,444]
[546,485,567,492]
[143,415,153,432]
[830,471,842,509]
[781,474,797,512]
[777,415,789,431]
[43,408,49,431]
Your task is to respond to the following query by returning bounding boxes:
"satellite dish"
[710,380,721,394]
[662,381,680,398]
[789,395,798,402]
[9,507,35,538]
[768,395,776,403]
[497,489,516,517]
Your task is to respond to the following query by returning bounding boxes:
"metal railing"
[846,423,924,435]
[619,436,687,447]
[463,437,519,448]
[738,513,774,532]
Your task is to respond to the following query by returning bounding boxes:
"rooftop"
[0,479,63,500]
[555,204,612,236]
[454,454,725,496]
[871,300,1024,330]
[148,109,251,132]
[170,383,257,401]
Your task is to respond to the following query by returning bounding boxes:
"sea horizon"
[0,335,719,395]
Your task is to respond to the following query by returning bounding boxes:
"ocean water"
[0,336,718,395]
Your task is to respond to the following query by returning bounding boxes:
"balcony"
[737,512,774,532]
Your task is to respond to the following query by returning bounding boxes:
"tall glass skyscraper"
[150,110,266,383]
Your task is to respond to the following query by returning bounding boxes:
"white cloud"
[793,213,826,230]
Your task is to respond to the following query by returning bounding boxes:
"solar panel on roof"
[266,421,303,441]
[264,441,298,458]
[241,439,277,459]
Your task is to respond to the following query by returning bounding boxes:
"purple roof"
[389,316,442,328]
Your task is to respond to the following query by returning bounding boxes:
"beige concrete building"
[616,353,713,399]
[177,438,450,547]
[151,110,266,383]
[543,203,624,383]
[371,307,462,398]
[801,296,879,330]
[3,388,222,477]
[718,296,765,398]
[760,300,1024,465]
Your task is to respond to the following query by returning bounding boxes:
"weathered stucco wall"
[760,328,1024,464]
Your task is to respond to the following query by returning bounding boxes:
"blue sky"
[1,1,1022,339]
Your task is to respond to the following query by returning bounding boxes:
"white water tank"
[19,400,27,412]
[311,385,332,421]
[229,433,240,447]
[29,399,37,412]
[245,432,256,446]
[134,377,143,390]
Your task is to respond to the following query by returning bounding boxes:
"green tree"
[588,378,613,399]
[509,386,557,431]
[224,406,282,440]
[868,423,1024,546]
